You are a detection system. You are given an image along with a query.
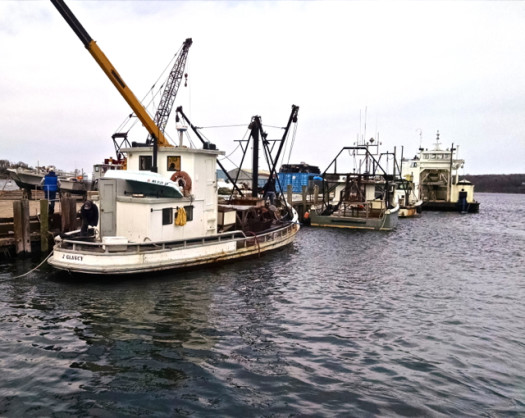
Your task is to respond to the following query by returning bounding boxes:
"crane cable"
[113,44,185,136]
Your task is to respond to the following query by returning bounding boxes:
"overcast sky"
[1,1,524,176]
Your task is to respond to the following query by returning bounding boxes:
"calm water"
[1,193,524,416]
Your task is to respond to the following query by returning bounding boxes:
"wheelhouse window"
[184,205,194,222]
[162,208,173,225]
[139,156,153,171]
[167,156,181,172]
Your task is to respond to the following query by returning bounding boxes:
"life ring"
[170,171,192,194]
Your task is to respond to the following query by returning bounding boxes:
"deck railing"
[59,222,297,254]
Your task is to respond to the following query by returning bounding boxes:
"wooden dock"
[0,194,82,258]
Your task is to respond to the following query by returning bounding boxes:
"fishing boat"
[308,140,399,231]
[47,0,299,275]
[401,131,480,213]
[59,171,92,196]
[395,176,423,218]
[49,111,300,275]
[50,150,299,275]
[7,165,76,198]
[91,159,125,191]
[7,166,47,196]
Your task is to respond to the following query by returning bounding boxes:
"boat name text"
[62,254,83,262]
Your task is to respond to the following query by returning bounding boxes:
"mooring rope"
[12,251,54,279]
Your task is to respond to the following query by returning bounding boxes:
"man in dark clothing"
[40,169,60,214]
[80,200,99,236]
[263,175,276,205]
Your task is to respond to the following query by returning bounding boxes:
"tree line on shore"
[0,160,31,178]
[464,174,525,194]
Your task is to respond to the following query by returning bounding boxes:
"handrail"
[58,222,296,251]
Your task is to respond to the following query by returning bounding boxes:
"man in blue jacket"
[40,168,60,214]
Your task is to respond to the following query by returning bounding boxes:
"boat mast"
[448,142,455,202]
[175,106,244,196]
[268,105,299,177]
[248,117,263,198]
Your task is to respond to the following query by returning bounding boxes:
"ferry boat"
[308,141,399,231]
[401,131,480,213]
[48,0,299,275]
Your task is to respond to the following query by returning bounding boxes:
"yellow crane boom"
[51,0,172,148]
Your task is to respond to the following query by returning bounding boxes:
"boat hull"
[48,222,300,275]
[59,179,92,195]
[310,208,398,231]
[398,201,423,218]
[7,168,43,190]
[422,200,480,213]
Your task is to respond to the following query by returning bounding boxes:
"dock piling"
[13,199,31,255]
[301,185,307,219]
[287,185,293,207]
[40,200,49,253]
[60,197,77,233]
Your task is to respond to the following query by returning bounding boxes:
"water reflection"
[0,193,524,415]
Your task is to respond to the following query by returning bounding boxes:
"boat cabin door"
[98,178,117,237]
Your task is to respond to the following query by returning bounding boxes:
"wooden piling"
[60,196,77,233]
[287,184,293,207]
[40,199,49,252]
[301,185,307,219]
[13,199,31,254]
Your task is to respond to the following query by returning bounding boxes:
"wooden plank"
[0,237,15,246]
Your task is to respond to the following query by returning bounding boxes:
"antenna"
[416,128,422,148]
[434,130,442,150]
[363,106,367,145]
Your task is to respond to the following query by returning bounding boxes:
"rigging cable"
[218,142,242,164]
[285,121,299,166]
[112,43,184,136]
[198,124,248,129]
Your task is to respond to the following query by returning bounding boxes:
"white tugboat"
[401,131,480,213]
[48,0,299,275]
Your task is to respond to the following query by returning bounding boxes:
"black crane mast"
[146,38,193,144]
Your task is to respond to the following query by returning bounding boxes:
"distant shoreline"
[464,174,525,194]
